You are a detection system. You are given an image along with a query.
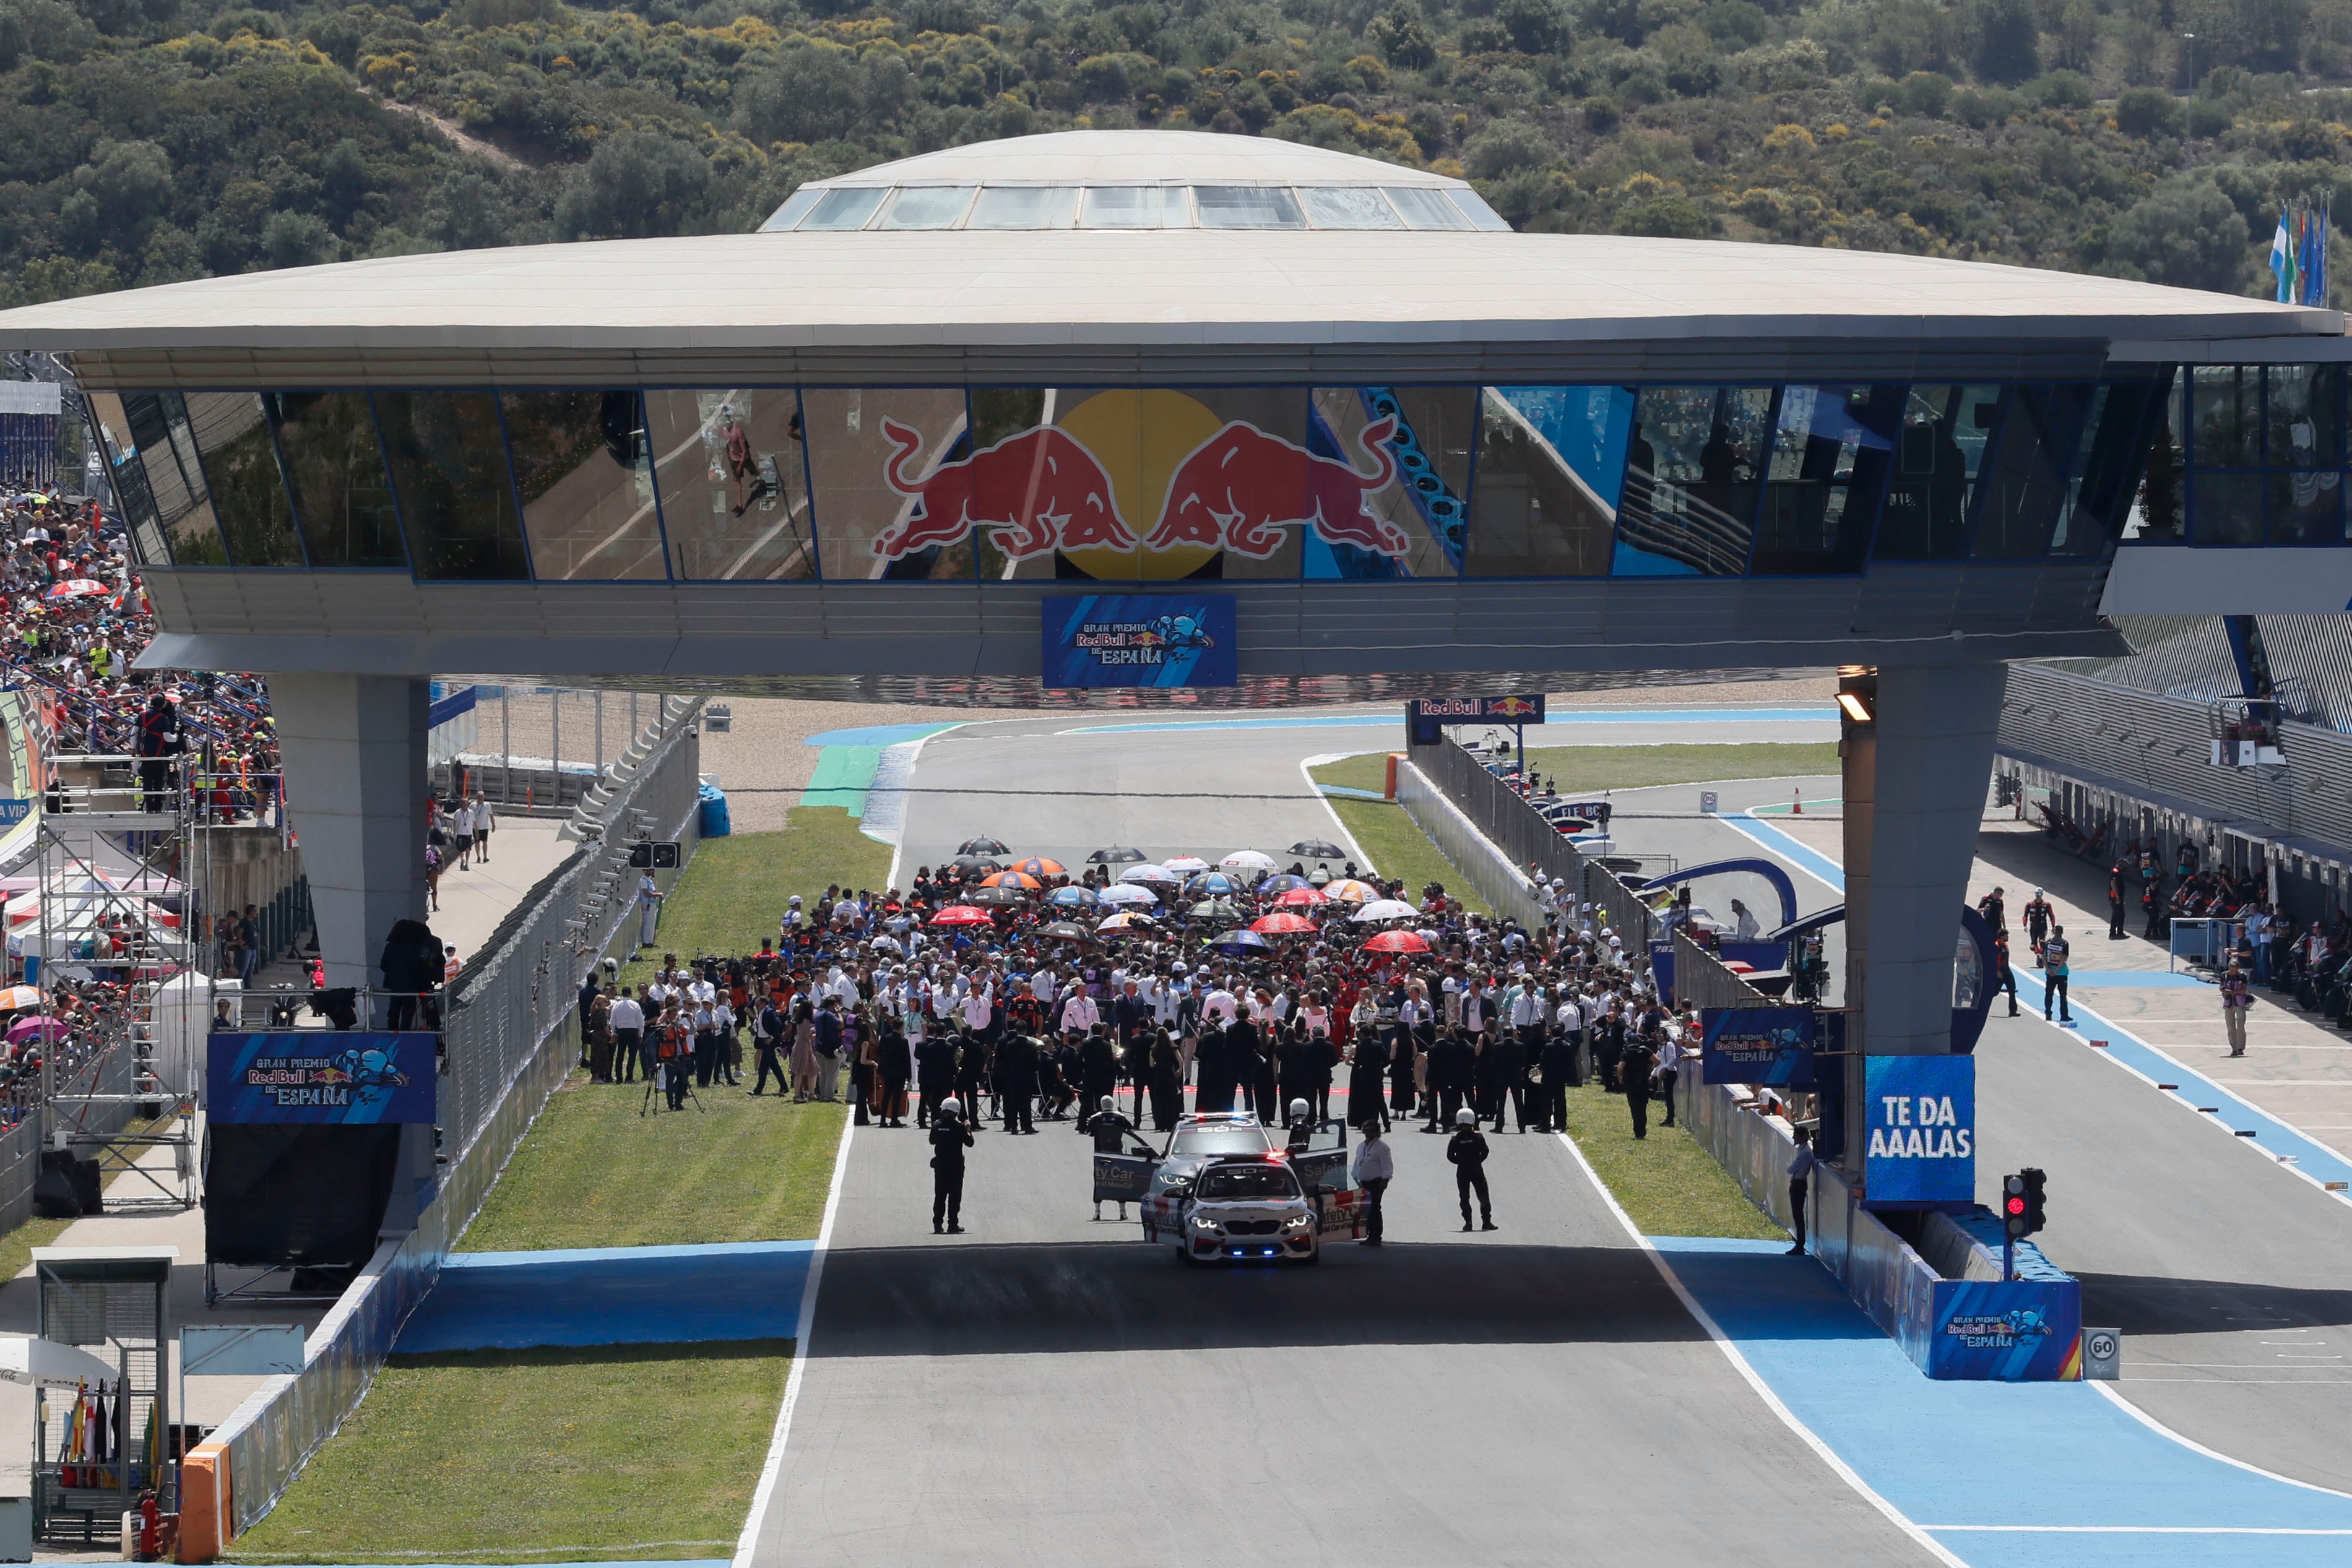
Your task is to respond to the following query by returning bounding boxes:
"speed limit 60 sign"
[2083,1327,2121,1380]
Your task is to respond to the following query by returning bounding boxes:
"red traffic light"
[2005,1195,2027,1216]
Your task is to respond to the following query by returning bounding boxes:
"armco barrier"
[186,718,703,1556]
[1394,759,1545,926]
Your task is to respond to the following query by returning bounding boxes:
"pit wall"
[1393,756,1547,926]
[178,719,704,1561]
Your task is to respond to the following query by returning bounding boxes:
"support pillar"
[269,673,429,991]
[1841,663,2007,1151]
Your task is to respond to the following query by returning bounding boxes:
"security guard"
[1284,1096,1315,1153]
[1618,1030,1659,1140]
[1087,1095,1143,1219]
[930,1098,974,1234]
[1446,1107,1495,1231]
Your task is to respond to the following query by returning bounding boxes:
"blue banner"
[1861,1054,1975,1205]
[1409,694,1546,723]
[1929,1280,2082,1381]
[427,685,478,730]
[1700,1006,1817,1087]
[208,1032,438,1124]
[1042,595,1236,689]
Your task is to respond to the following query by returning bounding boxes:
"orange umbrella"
[1323,879,1379,903]
[979,870,1042,890]
[930,905,995,926]
[1013,857,1066,878]
[1249,911,1317,934]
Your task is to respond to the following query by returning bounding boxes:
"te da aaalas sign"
[1862,1054,1975,1205]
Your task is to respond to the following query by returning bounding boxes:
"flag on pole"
[2273,207,2298,303]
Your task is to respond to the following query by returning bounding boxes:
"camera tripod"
[641,1060,706,1116]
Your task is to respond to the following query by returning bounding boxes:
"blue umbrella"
[1049,884,1101,907]
[1258,873,1310,895]
[1184,870,1243,897]
[1211,928,1269,955]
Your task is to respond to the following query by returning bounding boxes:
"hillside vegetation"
[5,0,2350,308]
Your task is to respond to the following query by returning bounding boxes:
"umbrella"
[1048,884,1100,908]
[1189,898,1243,921]
[43,580,108,603]
[1211,928,1269,954]
[1096,883,1157,906]
[0,1335,121,1390]
[1013,857,1067,878]
[1087,846,1148,864]
[1275,886,1329,907]
[1258,874,1310,895]
[1289,839,1346,859]
[0,984,42,1012]
[1352,898,1420,923]
[1039,920,1094,943]
[1162,855,1211,873]
[1362,929,1432,954]
[958,837,1011,856]
[949,855,1002,876]
[1183,871,1244,897]
[1120,864,1180,887]
[1221,850,1277,871]
[930,905,995,926]
[1322,878,1378,903]
[964,885,1029,907]
[5,1015,65,1044]
[979,870,1042,890]
[1097,911,1156,931]
[1250,911,1317,934]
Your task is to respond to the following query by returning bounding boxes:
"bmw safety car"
[1094,1111,1365,1263]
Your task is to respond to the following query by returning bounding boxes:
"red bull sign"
[873,411,1407,564]
[1409,695,1549,723]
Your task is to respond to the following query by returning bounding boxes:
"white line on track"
[1548,1127,1966,1568]
[1296,754,1376,874]
[732,1113,859,1568]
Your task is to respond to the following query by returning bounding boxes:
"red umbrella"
[1275,886,1328,907]
[1249,911,1317,934]
[1361,929,1430,954]
[930,905,995,926]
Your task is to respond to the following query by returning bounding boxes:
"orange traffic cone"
[1792,787,1802,814]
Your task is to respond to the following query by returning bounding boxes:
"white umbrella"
[1162,855,1211,873]
[1120,864,1180,887]
[1220,850,1276,871]
[0,1335,119,1389]
[1352,898,1420,923]
[1097,883,1158,906]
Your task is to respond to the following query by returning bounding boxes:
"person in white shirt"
[636,872,662,950]
[1731,899,1760,942]
[1351,1123,1393,1247]
[1058,986,1099,1040]
[1202,984,1239,1025]
[961,981,993,1036]
[608,989,646,1083]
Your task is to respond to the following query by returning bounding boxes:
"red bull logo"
[873,420,1135,561]
[1150,416,1404,559]
[870,410,1409,564]
[1490,696,1540,718]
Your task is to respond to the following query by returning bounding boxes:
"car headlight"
[1282,1214,1313,1231]
[1189,1215,1221,1233]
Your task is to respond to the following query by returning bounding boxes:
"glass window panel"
[1619,386,1770,575]
[183,392,301,567]
[1752,385,1898,575]
[1385,186,1471,230]
[1194,186,1305,229]
[799,186,886,231]
[2052,383,2163,558]
[758,187,824,232]
[1448,187,1514,231]
[2125,369,2184,542]
[803,389,975,580]
[1305,387,1470,578]
[502,391,667,580]
[266,392,405,568]
[1300,187,1403,229]
[2270,468,2343,543]
[1081,186,1187,228]
[2191,472,2265,545]
[373,390,529,580]
[2267,364,2340,468]
[1971,386,2095,559]
[122,392,227,565]
[2191,364,2260,468]
[82,392,168,567]
[1875,385,1997,560]
[967,186,1079,229]
[646,390,815,581]
[1464,386,1623,577]
[875,185,976,230]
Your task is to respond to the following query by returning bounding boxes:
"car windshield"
[1170,1126,1274,1158]
[1198,1163,1300,1201]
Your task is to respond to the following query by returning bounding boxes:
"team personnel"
[1446,1108,1496,1231]
[998,1031,1038,1134]
[2042,925,2073,1024]
[1087,1095,1142,1219]
[2023,889,2053,955]
[2221,959,2252,1057]
[1786,1126,1815,1256]
[1619,1029,1658,1140]
[930,1098,974,1234]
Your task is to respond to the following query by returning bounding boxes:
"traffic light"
[627,840,680,870]
[2003,1174,2030,1237]
[2020,1167,2047,1236]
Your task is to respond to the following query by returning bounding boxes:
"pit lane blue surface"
[1062,707,1833,734]
[1662,1238,2352,1564]
[392,1241,812,1352]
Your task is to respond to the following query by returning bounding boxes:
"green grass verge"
[1313,751,1394,795]
[459,1078,845,1252]
[1307,757,1494,918]
[0,1216,72,1283]
[225,1340,793,1566]
[1557,1082,1783,1240]
[618,808,890,990]
[1523,741,1839,795]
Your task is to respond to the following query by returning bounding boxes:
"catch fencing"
[0,1048,137,1243]
[193,715,704,1549]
